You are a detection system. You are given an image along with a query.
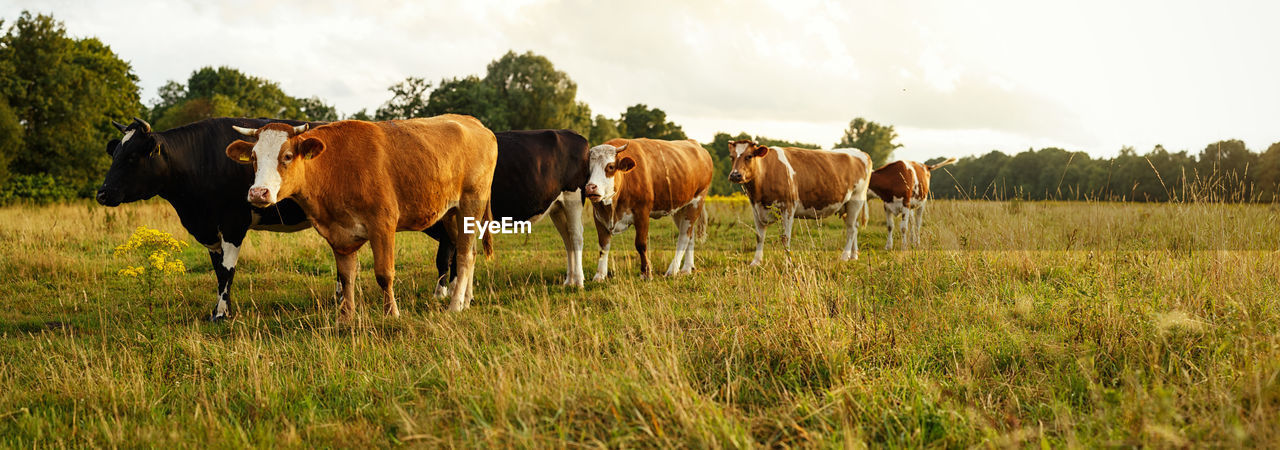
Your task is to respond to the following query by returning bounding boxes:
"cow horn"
[112,120,127,132]
[232,126,258,137]
[292,124,308,135]
[615,143,628,153]
[133,117,152,132]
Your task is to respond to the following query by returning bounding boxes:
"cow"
[727,140,873,264]
[96,117,320,321]
[225,115,497,317]
[867,158,957,249]
[427,129,590,295]
[584,138,713,280]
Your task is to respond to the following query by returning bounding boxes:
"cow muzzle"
[247,187,273,206]
[95,188,121,207]
[728,171,744,183]
[584,183,602,201]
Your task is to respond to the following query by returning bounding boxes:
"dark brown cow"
[584,138,713,280]
[225,115,497,317]
[868,158,957,249]
[727,140,872,264]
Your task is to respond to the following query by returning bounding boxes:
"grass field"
[2,198,1279,447]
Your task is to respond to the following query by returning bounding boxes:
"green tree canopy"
[618,104,687,140]
[0,11,142,192]
[149,66,336,130]
[588,114,621,145]
[835,118,901,167]
[382,51,591,134]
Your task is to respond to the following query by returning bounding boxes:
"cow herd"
[95,116,955,321]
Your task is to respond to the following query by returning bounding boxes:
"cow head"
[225,123,322,207]
[584,143,634,205]
[727,140,769,184]
[97,118,168,206]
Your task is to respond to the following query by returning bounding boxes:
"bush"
[0,173,80,205]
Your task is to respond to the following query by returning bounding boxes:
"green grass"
[2,198,1279,447]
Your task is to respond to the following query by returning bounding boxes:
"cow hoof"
[664,269,677,277]
[678,268,694,275]
[749,260,761,267]
[433,284,450,298]
[207,313,228,322]
[839,252,853,261]
[640,273,652,281]
[592,273,608,282]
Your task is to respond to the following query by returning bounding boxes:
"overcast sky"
[4,0,1277,162]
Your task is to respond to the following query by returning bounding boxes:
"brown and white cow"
[727,141,873,264]
[868,158,957,249]
[584,138,713,280]
[225,115,498,317]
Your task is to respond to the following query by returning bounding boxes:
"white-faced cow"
[585,138,713,280]
[727,140,872,264]
[97,117,319,321]
[868,158,957,249]
[226,116,497,316]
[427,129,590,295]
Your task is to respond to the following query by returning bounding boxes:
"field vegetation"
[2,198,1278,446]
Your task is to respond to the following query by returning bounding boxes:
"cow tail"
[481,197,494,259]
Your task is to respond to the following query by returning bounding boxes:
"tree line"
[0,11,1275,204]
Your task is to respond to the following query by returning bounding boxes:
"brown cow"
[584,138,713,280]
[727,140,872,264]
[868,158,957,249]
[225,115,497,317]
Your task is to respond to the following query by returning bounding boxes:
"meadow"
[1,198,1278,447]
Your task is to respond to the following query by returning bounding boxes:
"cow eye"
[606,163,615,171]
[282,153,294,163]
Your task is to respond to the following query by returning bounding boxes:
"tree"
[1194,139,1256,202]
[588,114,621,144]
[419,75,509,129]
[834,118,901,167]
[483,50,590,132]
[374,76,431,121]
[1255,142,1280,202]
[0,12,142,192]
[149,66,335,130]
[618,104,687,140]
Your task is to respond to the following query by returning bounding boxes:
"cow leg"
[433,233,455,298]
[901,208,915,249]
[840,198,865,261]
[680,201,703,274]
[780,206,796,256]
[750,203,768,266]
[370,230,399,317]
[333,246,361,321]
[634,213,652,280]
[550,190,586,288]
[592,216,612,282]
[884,205,896,250]
[664,208,692,277]
[449,197,485,311]
[205,238,241,321]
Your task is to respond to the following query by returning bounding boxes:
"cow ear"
[226,140,255,164]
[297,137,326,160]
[106,139,120,156]
[616,156,636,173]
[753,146,770,157]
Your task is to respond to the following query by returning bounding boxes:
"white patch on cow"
[220,241,240,270]
[586,144,622,205]
[611,211,634,235]
[249,129,289,204]
[593,242,611,281]
[732,142,750,158]
[772,147,797,178]
[121,129,136,144]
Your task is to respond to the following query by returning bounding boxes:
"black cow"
[97,117,319,320]
[428,129,591,295]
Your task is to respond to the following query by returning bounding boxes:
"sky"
[3,0,1277,162]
